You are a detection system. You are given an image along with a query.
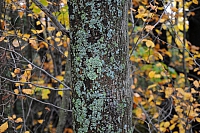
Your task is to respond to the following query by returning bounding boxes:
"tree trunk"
[69,0,132,132]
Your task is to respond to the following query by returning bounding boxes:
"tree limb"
[31,0,70,37]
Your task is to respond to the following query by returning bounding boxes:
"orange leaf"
[193,0,198,4]
[14,68,21,74]
[27,64,33,69]
[11,72,16,77]
[193,80,199,88]
[22,89,33,95]
[133,93,142,105]
[196,117,200,122]
[18,11,24,18]
[0,122,8,132]
[37,119,44,124]
[14,89,19,94]
[64,51,68,57]
[145,25,154,32]
[29,38,38,50]
[15,117,23,123]
[64,128,73,133]
[39,41,48,48]
[16,125,22,130]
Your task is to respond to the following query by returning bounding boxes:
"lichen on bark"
[69,0,132,132]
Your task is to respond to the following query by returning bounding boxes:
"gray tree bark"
[69,0,132,132]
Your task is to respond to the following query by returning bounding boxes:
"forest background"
[0,0,200,133]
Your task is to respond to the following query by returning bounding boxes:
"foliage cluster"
[130,0,200,132]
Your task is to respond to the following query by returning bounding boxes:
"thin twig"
[0,89,72,112]
[31,0,70,37]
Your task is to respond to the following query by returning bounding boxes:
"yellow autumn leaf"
[179,128,185,133]
[157,52,163,60]
[147,83,157,89]
[22,34,30,41]
[160,127,166,132]
[56,75,64,81]
[14,89,19,94]
[169,123,176,130]
[144,39,155,48]
[29,39,38,50]
[14,68,21,74]
[13,39,20,47]
[5,0,11,4]
[148,95,154,102]
[164,121,170,128]
[154,74,161,78]
[24,69,32,80]
[153,112,159,119]
[0,121,8,132]
[184,92,192,101]
[0,36,5,42]
[42,89,50,99]
[22,89,33,95]
[193,0,198,4]
[193,80,199,88]
[24,131,30,133]
[165,87,173,98]
[28,14,33,16]
[171,7,178,12]
[64,51,68,57]
[39,41,48,48]
[47,37,51,40]
[36,21,41,25]
[16,125,22,130]
[58,90,63,96]
[135,107,142,118]
[130,56,134,62]
[196,117,200,122]
[18,11,24,18]
[15,117,23,123]
[149,71,155,78]
[47,27,55,31]
[55,38,60,42]
[175,37,183,49]
[27,64,33,69]
[20,75,27,83]
[15,83,20,87]
[12,114,16,119]
[145,25,154,32]
[178,23,189,31]
[38,119,44,124]
[56,31,62,37]
[8,116,13,121]
[57,41,63,46]
[11,72,16,77]
[37,111,42,117]
[31,29,37,34]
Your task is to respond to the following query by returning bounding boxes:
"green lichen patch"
[86,57,102,80]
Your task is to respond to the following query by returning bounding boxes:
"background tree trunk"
[69,0,132,132]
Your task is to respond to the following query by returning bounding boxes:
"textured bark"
[70,0,132,132]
